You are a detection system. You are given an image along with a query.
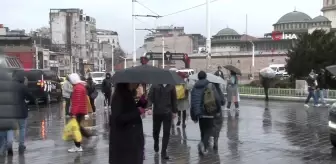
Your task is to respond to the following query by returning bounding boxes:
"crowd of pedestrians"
[304,69,330,107]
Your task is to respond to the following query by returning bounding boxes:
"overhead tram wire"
[135,0,161,17]
[161,0,221,17]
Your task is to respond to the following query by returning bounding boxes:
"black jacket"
[317,73,327,89]
[102,78,112,93]
[109,89,144,164]
[0,70,34,119]
[86,82,96,96]
[148,84,178,115]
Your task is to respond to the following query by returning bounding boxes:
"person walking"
[190,71,222,155]
[109,83,145,164]
[102,73,112,108]
[304,70,319,107]
[62,75,73,117]
[67,73,92,153]
[260,76,271,102]
[176,72,190,128]
[212,83,225,151]
[226,71,240,112]
[86,77,97,115]
[316,69,329,107]
[7,75,36,155]
[148,83,177,160]
[214,66,225,79]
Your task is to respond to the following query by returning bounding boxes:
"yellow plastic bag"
[62,118,82,142]
[87,96,93,113]
[176,84,186,100]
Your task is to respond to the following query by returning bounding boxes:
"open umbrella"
[326,65,336,76]
[112,65,184,84]
[259,67,276,78]
[188,73,225,84]
[223,65,242,75]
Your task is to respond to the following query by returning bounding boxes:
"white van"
[177,69,195,76]
[269,64,289,77]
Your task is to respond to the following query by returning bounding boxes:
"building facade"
[49,8,97,73]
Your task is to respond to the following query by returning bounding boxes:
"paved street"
[0,93,335,164]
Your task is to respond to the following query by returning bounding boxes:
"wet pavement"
[0,93,336,164]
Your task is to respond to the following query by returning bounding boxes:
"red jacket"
[71,83,88,115]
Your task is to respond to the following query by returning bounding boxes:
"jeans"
[7,119,27,149]
[0,131,6,154]
[199,118,214,150]
[64,97,71,115]
[305,88,318,105]
[316,89,327,105]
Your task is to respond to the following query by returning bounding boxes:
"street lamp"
[249,40,255,79]
[119,56,127,69]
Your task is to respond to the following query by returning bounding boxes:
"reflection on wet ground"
[0,94,335,164]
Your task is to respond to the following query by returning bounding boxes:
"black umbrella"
[112,65,184,84]
[326,65,336,76]
[223,65,242,75]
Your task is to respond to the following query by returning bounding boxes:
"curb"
[239,94,336,103]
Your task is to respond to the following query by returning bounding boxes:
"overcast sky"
[3,0,322,54]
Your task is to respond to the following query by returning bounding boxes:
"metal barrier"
[238,87,336,99]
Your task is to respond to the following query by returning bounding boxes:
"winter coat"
[148,84,178,115]
[109,88,144,164]
[69,73,88,116]
[2,72,34,119]
[226,75,239,102]
[190,79,221,121]
[177,83,190,111]
[102,73,112,94]
[62,80,72,98]
[86,82,96,97]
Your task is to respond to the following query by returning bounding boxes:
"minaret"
[322,0,336,27]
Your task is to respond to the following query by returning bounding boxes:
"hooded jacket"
[317,73,327,89]
[102,73,112,93]
[190,79,221,121]
[69,73,88,115]
[62,77,73,98]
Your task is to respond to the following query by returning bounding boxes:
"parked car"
[12,69,63,104]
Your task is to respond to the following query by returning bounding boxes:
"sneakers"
[68,146,83,153]
[314,104,321,107]
[304,104,309,108]
[84,115,90,120]
[7,148,13,156]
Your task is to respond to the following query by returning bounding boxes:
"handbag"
[90,90,98,99]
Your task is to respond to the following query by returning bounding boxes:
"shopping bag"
[87,96,93,113]
[62,118,82,142]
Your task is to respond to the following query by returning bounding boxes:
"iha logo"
[271,31,297,40]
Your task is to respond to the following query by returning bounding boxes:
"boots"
[213,137,219,151]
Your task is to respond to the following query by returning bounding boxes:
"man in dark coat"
[6,73,36,155]
[148,84,177,160]
[260,76,271,101]
[214,66,224,79]
[190,71,222,155]
[304,70,318,107]
[102,73,112,108]
[316,69,329,106]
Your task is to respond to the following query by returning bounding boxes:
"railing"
[238,87,336,99]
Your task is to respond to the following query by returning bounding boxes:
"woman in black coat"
[109,83,145,164]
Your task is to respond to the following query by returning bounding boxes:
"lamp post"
[119,56,127,69]
[249,40,255,79]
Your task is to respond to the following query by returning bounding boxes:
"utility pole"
[206,0,211,71]
[34,40,39,69]
[162,36,165,69]
[132,0,136,67]
[111,44,114,73]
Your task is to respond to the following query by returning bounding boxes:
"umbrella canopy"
[223,65,242,75]
[259,67,276,78]
[189,73,226,84]
[112,65,184,84]
[326,65,336,76]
